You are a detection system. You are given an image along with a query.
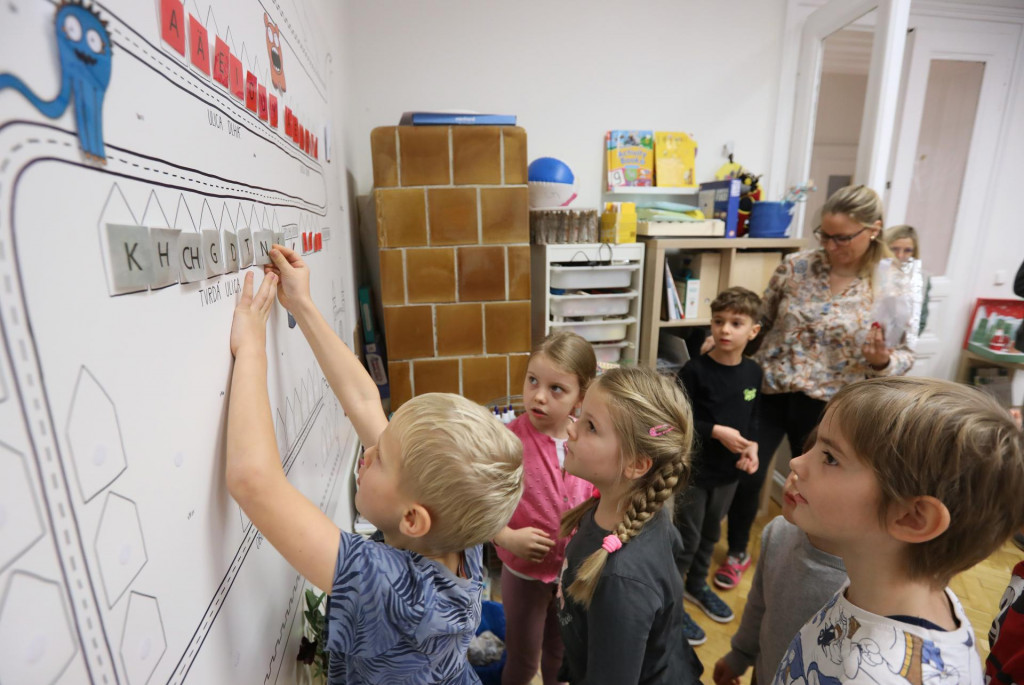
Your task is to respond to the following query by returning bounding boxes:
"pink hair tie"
[591,487,601,499]
[601,534,622,554]
[649,424,675,437]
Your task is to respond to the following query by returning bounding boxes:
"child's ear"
[887,496,950,544]
[398,504,432,539]
[749,323,762,340]
[624,454,653,480]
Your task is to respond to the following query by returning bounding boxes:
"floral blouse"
[753,249,914,401]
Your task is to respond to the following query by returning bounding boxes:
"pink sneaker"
[713,552,751,590]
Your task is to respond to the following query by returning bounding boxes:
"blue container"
[472,600,507,685]
[749,201,795,238]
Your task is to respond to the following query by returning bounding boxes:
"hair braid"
[561,367,693,608]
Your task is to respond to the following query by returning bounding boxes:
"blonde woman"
[714,185,914,592]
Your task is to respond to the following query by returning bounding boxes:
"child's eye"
[551,385,563,394]
[527,376,537,385]
[587,421,596,433]
[823,451,839,466]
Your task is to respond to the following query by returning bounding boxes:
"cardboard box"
[636,219,725,238]
[730,251,783,296]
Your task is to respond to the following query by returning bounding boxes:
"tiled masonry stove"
[370,126,531,409]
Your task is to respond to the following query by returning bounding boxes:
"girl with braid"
[556,366,704,685]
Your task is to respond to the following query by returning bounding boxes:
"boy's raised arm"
[265,245,388,448]
[227,271,340,593]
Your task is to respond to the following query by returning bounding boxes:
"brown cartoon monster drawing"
[265,12,285,91]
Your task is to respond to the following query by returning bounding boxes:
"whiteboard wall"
[0,1,359,683]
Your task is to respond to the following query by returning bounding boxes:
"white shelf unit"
[531,243,645,366]
[604,186,700,196]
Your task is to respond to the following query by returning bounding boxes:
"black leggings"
[725,391,827,556]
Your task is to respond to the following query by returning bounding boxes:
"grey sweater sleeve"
[721,521,772,677]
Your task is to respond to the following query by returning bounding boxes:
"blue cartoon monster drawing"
[0,0,112,161]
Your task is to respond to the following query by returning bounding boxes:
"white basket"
[549,317,635,343]
[592,341,631,363]
[549,290,637,317]
[549,264,639,290]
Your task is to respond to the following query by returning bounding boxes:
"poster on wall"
[0,1,354,683]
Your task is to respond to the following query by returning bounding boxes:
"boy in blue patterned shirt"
[227,246,524,684]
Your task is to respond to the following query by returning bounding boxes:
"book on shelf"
[698,179,741,237]
[664,263,684,320]
[399,111,516,125]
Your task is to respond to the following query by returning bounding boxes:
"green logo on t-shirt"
[744,388,757,401]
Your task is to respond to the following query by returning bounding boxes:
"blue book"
[400,111,516,126]
[698,179,741,238]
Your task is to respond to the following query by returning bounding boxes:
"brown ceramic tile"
[507,246,531,300]
[436,304,483,357]
[428,188,478,246]
[503,127,528,184]
[405,248,455,303]
[509,353,531,393]
[457,246,506,302]
[481,187,529,244]
[453,127,501,185]
[375,188,427,247]
[461,356,508,405]
[370,127,398,187]
[413,358,460,395]
[389,361,412,409]
[485,301,532,354]
[399,126,450,186]
[382,305,434,360]
[379,249,405,305]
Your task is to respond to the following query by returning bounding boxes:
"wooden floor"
[500,501,1020,685]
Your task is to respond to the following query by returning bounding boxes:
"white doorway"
[886,17,1017,378]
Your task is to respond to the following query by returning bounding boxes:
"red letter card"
[213,37,230,88]
[313,136,318,159]
[245,72,258,112]
[188,15,210,76]
[305,128,311,154]
[257,85,268,121]
[229,53,244,100]
[284,107,293,136]
[269,95,278,127]
[160,0,186,56]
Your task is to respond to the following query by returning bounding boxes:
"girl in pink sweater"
[494,331,597,685]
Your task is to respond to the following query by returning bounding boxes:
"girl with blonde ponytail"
[556,367,703,685]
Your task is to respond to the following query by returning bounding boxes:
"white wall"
[339,0,788,208]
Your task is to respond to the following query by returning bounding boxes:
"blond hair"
[821,184,892,279]
[559,367,693,606]
[530,330,598,394]
[884,225,920,259]
[389,393,524,554]
[827,377,1024,585]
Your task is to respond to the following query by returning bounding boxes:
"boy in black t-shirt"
[675,287,764,646]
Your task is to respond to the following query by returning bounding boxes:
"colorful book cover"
[654,131,698,188]
[606,130,654,188]
[399,111,516,125]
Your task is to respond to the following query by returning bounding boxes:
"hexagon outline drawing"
[119,591,166,685]
[0,440,45,573]
[94,493,148,608]
[0,571,79,685]
[66,366,128,503]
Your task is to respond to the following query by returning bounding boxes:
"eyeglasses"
[813,225,872,246]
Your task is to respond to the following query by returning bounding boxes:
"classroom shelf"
[604,186,700,195]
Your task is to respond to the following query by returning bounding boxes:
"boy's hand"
[265,244,311,314]
[712,425,751,454]
[497,527,555,563]
[712,658,741,685]
[700,335,716,355]
[230,271,278,357]
[736,443,759,474]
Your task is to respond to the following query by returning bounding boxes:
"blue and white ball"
[528,157,578,208]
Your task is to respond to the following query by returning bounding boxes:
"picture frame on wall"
[962,298,1024,362]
